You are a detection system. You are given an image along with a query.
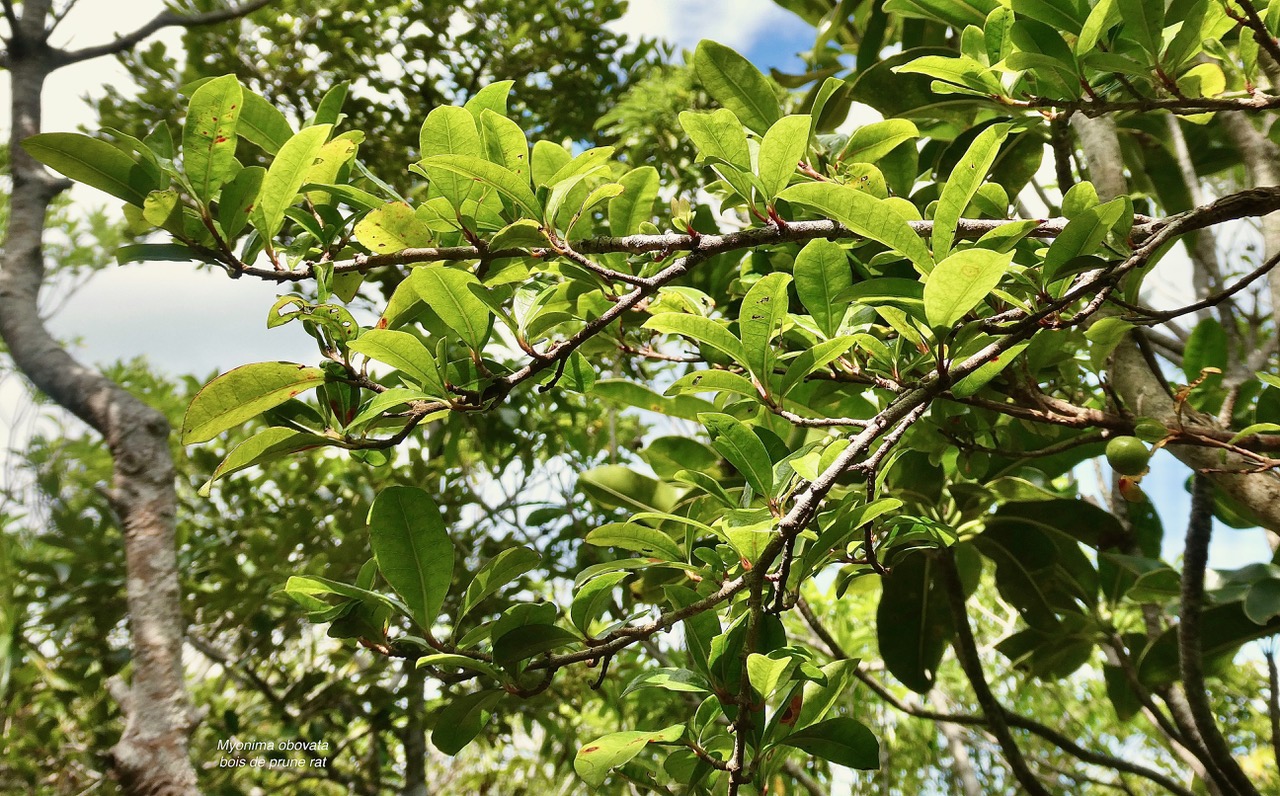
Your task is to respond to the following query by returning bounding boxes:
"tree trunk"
[0,5,199,794]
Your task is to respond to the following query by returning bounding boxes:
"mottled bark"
[1,2,272,793]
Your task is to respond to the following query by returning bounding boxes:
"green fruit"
[1106,436,1151,476]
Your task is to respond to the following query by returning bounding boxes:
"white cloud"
[609,0,798,54]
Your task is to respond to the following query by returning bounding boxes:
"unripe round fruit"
[1106,436,1151,476]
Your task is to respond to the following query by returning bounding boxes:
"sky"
[1,4,1273,566]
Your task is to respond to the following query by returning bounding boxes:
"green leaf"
[218,166,265,239]
[574,725,686,788]
[1244,579,1280,624]
[491,623,580,665]
[22,132,159,207]
[620,668,710,697]
[578,465,679,514]
[666,370,760,401]
[1077,0,1120,56]
[571,571,629,632]
[354,202,434,253]
[794,239,853,338]
[839,119,919,164]
[418,106,482,209]
[236,89,294,154]
[701,413,774,498]
[1139,601,1280,688]
[348,329,446,395]
[780,182,932,272]
[693,40,781,135]
[252,124,333,241]
[431,689,504,755]
[115,243,195,266]
[877,550,952,693]
[407,267,492,350]
[199,427,329,496]
[368,485,454,633]
[738,272,792,383]
[461,547,541,618]
[932,124,1009,259]
[757,115,811,200]
[593,378,717,421]
[586,522,683,562]
[182,362,326,444]
[182,74,243,202]
[643,313,750,369]
[776,717,879,769]
[1183,319,1228,382]
[419,154,542,219]
[923,248,1013,329]
[779,335,858,397]
[1043,198,1130,281]
[678,109,751,171]
[747,651,798,698]
[609,166,659,235]
[479,109,530,178]
[465,80,514,119]
[1117,0,1163,57]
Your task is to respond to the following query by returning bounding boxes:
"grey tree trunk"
[0,1,266,792]
[1,26,200,796]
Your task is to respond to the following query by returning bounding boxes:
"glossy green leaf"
[1043,198,1130,281]
[348,328,446,395]
[777,717,879,769]
[678,109,751,171]
[491,623,580,665]
[932,124,1009,259]
[368,486,454,633]
[218,166,265,239]
[839,119,919,164]
[701,413,774,498]
[780,182,932,272]
[757,115,810,200]
[182,362,326,444]
[252,124,332,240]
[794,239,853,338]
[431,689,504,755]
[199,427,329,496]
[923,248,1013,329]
[354,202,435,253]
[593,378,717,421]
[609,166,659,235]
[183,74,243,202]
[1117,0,1163,56]
[738,272,792,383]
[464,80,515,120]
[420,153,541,219]
[586,522,683,562]
[22,132,158,207]
[578,465,679,514]
[620,668,710,697]
[236,89,294,154]
[693,39,781,134]
[643,313,750,369]
[418,106,482,209]
[574,725,685,788]
[460,547,541,618]
[747,651,797,698]
[876,550,951,693]
[1139,601,1280,688]
[407,266,492,350]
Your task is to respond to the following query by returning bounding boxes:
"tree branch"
[937,550,1052,796]
[1178,476,1263,796]
[53,0,274,65]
